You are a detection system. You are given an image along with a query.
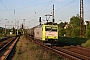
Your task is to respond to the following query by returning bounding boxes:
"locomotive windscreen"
[45,26,57,31]
[45,26,51,31]
[52,27,57,31]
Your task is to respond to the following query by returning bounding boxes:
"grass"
[81,39,90,48]
[0,34,4,38]
[12,35,90,60]
[26,37,63,60]
[14,40,22,60]
[12,35,62,60]
[23,52,29,60]
[28,43,40,51]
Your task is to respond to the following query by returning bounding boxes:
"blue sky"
[0,0,90,28]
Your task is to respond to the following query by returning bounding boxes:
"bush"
[71,27,80,37]
[82,39,90,48]
[58,28,65,37]
[85,29,90,38]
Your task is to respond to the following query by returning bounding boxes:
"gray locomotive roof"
[30,22,57,29]
[33,24,43,28]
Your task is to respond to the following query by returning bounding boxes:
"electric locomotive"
[27,22,58,45]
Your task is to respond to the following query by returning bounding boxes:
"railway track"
[63,45,90,57]
[27,35,90,60]
[52,46,90,60]
[0,36,11,42]
[0,36,19,60]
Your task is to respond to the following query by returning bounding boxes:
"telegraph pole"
[5,19,7,36]
[80,0,84,38]
[52,4,55,23]
[17,21,19,35]
[14,9,16,35]
[5,25,6,36]
[23,19,25,35]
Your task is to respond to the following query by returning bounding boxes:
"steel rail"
[0,36,19,60]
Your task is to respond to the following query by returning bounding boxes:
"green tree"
[65,25,72,37]
[70,14,80,28]
[85,26,90,38]
[0,27,3,33]
[58,28,65,36]
[70,14,80,37]
[11,27,15,34]
[58,22,67,28]
[58,22,67,37]
[71,27,80,37]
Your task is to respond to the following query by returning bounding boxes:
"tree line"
[58,14,90,38]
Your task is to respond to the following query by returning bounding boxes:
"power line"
[0,0,53,11]
[15,0,53,10]
[85,10,90,13]
[0,0,15,20]
[55,0,77,12]
[6,0,13,11]
[60,9,90,21]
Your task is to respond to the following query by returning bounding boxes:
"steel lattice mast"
[52,4,55,23]
[80,0,84,38]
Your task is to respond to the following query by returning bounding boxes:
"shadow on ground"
[58,36,89,46]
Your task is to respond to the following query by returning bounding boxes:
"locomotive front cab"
[42,23,58,43]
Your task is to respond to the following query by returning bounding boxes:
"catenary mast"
[80,0,84,38]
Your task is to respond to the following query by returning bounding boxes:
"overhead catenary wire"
[55,0,77,12]
[14,0,53,10]
[0,0,89,23]
[6,0,13,11]
[0,0,16,20]
[0,0,54,22]
[44,0,89,19]
[85,10,90,13]
[60,9,90,22]
[0,0,53,11]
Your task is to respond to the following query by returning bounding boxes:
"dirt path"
[12,35,61,60]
